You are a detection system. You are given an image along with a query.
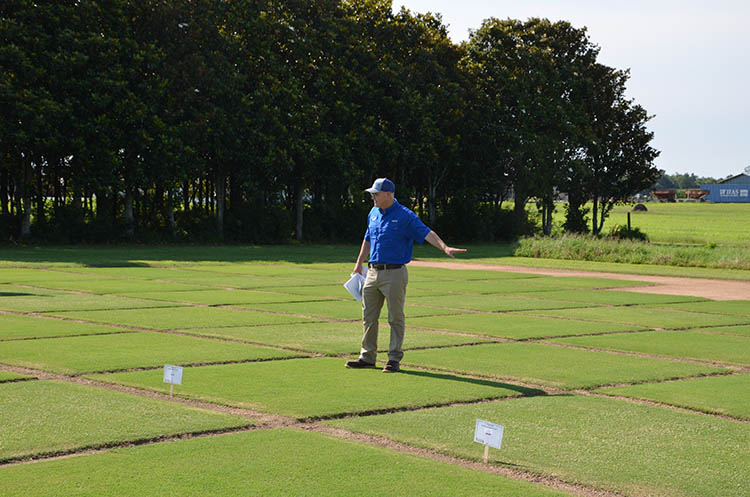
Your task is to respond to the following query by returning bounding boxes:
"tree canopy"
[0,0,661,243]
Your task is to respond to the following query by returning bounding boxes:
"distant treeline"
[1,0,660,243]
[653,173,721,190]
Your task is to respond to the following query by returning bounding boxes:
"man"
[346,178,466,373]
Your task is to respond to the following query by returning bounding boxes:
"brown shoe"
[383,361,400,373]
[345,359,376,369]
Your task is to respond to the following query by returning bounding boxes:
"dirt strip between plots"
[409,260,750,300]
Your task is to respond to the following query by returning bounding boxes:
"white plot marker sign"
[163,364,183,397]
[474,419,504,463]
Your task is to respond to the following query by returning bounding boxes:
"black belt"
[368,263,403,270]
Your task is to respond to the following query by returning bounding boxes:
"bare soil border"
[409,260,750,301]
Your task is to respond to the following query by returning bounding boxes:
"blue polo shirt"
[364,199,431,265]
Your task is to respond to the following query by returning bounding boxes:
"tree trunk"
[20,159,32,237]
[216,170,226,239]
[294,181,304,242]
[125,187,135,238]
[166,188,176,237]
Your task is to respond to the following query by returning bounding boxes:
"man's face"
[370,191,393,209]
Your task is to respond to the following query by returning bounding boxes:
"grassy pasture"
[609,202,750,246]
[596,373,750,419]
[0,380,252,463]
[1,244,748,497]
[0,429,569,497]
[329,395,749,497]
[0,332,300,374]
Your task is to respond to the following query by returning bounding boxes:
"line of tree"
[653,172,720,190]
[1,0,661,243]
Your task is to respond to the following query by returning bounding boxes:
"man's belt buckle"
[369,263,403,270]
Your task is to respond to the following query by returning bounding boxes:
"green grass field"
[1,244,748,497]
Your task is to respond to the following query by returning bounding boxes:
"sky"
[394,0,749,180]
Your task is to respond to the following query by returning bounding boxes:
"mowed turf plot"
[132,288,334,305]
[402,343,726,390]
[44,305,317,329]
[596,373,750,419]
[0,380,252,463]
[0,287,179,313]
[530,305,750,329]
[22,278,208,294]
[408,312,647,339]
[0,429,570,497]
[235,299,458,320]
[329,395,749,497]
[406,293,599,312]
[180,322,490,355]
[89,357,537,419]
[0,371,30,382]
[508,288,707,306]
[0,332,300,374]
[550,329,750,366]
[643,299,750,317]
[0,313,130,340]
[409,275,651,294]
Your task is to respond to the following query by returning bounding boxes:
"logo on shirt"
[371,216,377,221]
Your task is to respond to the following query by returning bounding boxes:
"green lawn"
[329,395,750,497]
[550,329,750,366]
[0,429,570,497]
[0,313,131,340]
[1,245,747,497]
[0,371,30,382]
[0,332,300,374]
[596,373,750,419]
[644,300,750,317]
[0,287,179,313]
[0,380,252,463]
[179,321,489,355]
[403,342,726,389]
[44,305,317,329]
[407,293,598,312]
[509,288,707,306]
[531,305,750,329]
[408,312,647,339]
[90,357,536,419]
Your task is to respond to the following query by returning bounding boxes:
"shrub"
[607,224,649,242]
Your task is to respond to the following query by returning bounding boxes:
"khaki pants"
[359,266,408,364]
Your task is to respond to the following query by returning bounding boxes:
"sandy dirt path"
[409,260,750,301]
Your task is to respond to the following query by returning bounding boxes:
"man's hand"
[443,246,467,259]
[425,231,467,259]
[353,262,364,275]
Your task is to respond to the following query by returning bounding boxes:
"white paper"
[343,269,367,301]
[474,419,504,449]
[163,364,183,385]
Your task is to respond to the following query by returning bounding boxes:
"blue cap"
[365,178,395,193]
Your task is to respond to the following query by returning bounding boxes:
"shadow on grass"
[0,292,37,297]
[401,369,546,397]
